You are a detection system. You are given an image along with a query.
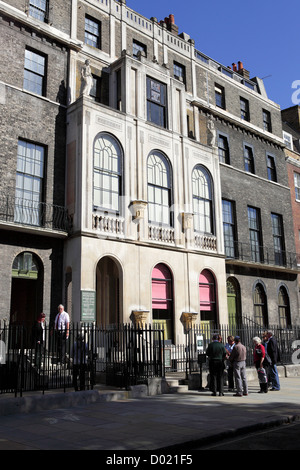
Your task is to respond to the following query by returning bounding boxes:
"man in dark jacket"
[266,331,280,391]
[206,334,226,396]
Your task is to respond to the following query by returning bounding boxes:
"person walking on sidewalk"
[206,334,227,396]
[266,330,281,391]
[253,336,268,393]
[229,336,248,397]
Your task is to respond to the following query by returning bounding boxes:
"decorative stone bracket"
[130,200,147,222]
[131,310,149,328]
[181,212,193,230]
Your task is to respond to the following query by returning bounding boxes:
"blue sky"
[127,0,299,110]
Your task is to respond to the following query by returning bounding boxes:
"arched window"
[93,134,122,213]
[199,269,217,324]
[192,166,214,234]
[253,283,268,327]
[147,152,172,226]
[278,286,291,328]
[152,263,173,341]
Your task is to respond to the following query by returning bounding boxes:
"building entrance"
[10,252,42,326]
[96,256,122,326]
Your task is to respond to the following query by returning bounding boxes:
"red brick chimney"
[161,14,178,34]
[237,61,250,79]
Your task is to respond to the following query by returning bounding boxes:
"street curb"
[156,414,300,451]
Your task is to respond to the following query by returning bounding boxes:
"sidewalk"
[0,375,299,450]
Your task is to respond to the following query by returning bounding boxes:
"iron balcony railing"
[0,195,71,233]
[224,241,299,270]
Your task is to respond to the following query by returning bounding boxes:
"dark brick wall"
[0,5,68,321]
[215,117,288,186]
[3,0,71,35]
[287,161,300,255]
[77,1,110,55]
[0,15,68,104]
[195,65,283,138]
[0,17,67,205]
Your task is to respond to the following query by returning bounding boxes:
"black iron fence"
[1,319,299,395]
[165,320,300,375]
[0,323,165,396]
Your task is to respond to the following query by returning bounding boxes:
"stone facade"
[0,0,299,338]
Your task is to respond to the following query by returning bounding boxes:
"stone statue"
[207,116,216,147]
[80,59,93,96]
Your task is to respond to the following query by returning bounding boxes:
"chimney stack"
[235,61,250,80]
[161,14,178,34]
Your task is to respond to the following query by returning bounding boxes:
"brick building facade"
[282,106,300,267]
[0,0,71,325]
[0,0,299,338]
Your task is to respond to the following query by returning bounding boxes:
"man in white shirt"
[54,304,70,364]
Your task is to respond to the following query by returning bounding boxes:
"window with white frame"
[147,152,172,226]
[215,84,225,109]
[173,62,186,84]
[85,16,101,49]
[147,77,167,128]
[271,213,285,266]
[248,206,263,263]
[262,109,272,132]
[29,0,48,22]
[240,97,250,121]
[218,134,230,164]
[23,48,46,96]
[244,144,255,173]
[15,139,45,226]
[283,131,293,150]
[133,40,147,59]
[267,155,277,182]
[192,166,214,234]
[222,199,236,258]
[93,134,122,213]
[294,172,300,200]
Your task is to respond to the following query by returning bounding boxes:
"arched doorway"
[10,252,43,326]
[96,256,122,326]
[199,269,217,325]
[151,263,174,343]
[227,277,241,327]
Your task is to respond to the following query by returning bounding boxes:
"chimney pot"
[238,61,243,70]
[232,63,237,72]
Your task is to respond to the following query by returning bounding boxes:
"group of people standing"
[206,331,281,396]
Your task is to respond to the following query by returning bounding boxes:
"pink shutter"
[199,270,215,311]
[152,264,171,309]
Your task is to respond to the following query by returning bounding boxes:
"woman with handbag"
[253,337,268,393]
